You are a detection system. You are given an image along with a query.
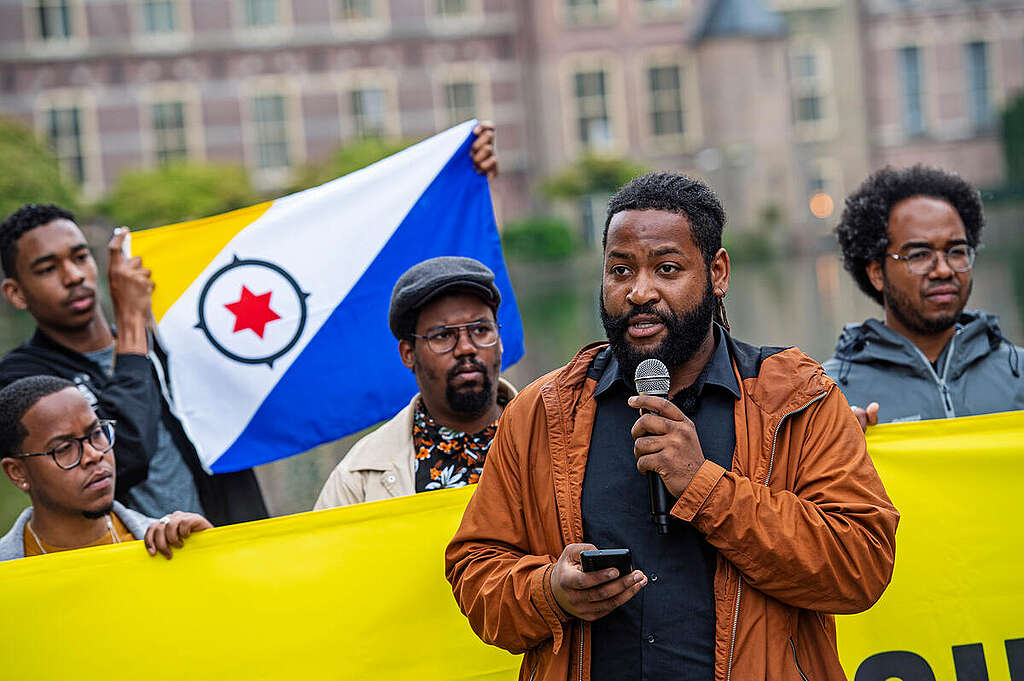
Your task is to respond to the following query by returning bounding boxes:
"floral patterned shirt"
[412,399,498,493]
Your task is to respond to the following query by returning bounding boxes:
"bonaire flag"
[131,121,524,473]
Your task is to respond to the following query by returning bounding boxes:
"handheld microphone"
[635,358,672,536]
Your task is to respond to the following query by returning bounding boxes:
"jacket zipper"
[578,623,584,681]
[789,637,810,681]
[725,580,743,681]
[725,390,828,681]
[908,330,959,418]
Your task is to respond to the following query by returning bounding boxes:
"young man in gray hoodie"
[0,375,211,561]
[824,165,1023,427]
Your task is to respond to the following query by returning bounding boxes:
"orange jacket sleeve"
[671,386,899,614]
[445,397,570,654]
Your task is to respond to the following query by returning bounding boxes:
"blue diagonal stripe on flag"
[212,127,523,472]
[136,121,523,474]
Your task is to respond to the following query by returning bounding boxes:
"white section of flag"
[156,121,478,471]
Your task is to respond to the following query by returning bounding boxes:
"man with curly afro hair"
[823,165,1023,428]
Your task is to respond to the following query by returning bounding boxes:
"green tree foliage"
[98,162,258,228]
[542,154,649,200]
[290,137,418,192]
[0,115,79,219]
[502,216,576,261]
[1002,93,1024,183]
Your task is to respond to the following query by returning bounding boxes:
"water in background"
[252,246,1024,516]
[1,245,1021,528]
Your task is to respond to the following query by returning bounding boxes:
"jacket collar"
[592,326,740,400]
[343,377,518,474]
[0,501,152,562]
[28,327,115,371]
[832,310,1011,376]
[548,331,829,423]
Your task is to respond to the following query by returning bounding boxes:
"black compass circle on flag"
[195,256,310,368]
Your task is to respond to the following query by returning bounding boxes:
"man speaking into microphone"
[446,172,899,681]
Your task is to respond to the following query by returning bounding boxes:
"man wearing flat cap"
[314,256,517,508]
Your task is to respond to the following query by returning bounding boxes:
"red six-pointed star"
[224,286,281,339]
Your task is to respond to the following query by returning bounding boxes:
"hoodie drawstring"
[835,338,866,385]
[988,328,1021,378]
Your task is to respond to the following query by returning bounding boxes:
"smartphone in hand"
[580,548,633,576]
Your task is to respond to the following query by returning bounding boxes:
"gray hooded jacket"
[823,311,1023,424]
[0,500,153,562]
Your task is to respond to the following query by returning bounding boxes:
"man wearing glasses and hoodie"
[0,375,211,561]
[824,165,1023,428]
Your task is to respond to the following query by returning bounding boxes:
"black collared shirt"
[581,327,739,681]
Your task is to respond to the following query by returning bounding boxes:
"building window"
[639,0,684,16]
[242,0,277,27]
[351,88,387,138]
[34,0,73,40]
[252,95,289,169]
[899,46,924,137]
[792,52,821,122]
[140,0,177,33]
[152,101,188,163]
[565,0,604,24]
[435,0,468,17]
[44,106,85,183]
[789,43,832,134]
[648,65,684,137]
[444,81,477,127]
[339,0,375,21]
[573,69,612,148]
[965,41,991,131]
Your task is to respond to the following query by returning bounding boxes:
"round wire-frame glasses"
[412,321,501,354]
[884,245,976,276]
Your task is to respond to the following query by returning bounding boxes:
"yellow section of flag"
[130,201,273,322]
[1,412,1020,680]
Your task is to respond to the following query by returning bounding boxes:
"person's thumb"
[107,227,129,263]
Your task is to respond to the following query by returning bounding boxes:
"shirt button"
[650,574,659,582]
[647,634,656,644]
[385,475,396,483]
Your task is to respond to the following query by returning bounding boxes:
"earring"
[20,483,27,489]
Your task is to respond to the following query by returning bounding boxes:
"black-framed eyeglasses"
[412,321,500,354]
[11,420,116,470]
[884,245,976,275]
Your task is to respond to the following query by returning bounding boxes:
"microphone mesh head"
[634,358,670,397]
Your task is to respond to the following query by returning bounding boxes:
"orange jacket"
[446,338,899,681]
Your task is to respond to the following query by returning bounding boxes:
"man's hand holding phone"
[549,543,647,622]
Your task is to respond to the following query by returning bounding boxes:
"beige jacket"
[314,378,517,509]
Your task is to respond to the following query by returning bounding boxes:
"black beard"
[600,279,716,382]
[82,502,114,520]
[445,358,494,418]
[882,272,971,336]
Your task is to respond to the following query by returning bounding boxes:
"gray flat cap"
[389,256,501,339]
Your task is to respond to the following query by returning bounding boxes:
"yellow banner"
[837,410,1024,681]
[0,486,519,681]
[1,412,1021,680]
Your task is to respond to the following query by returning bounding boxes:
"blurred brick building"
[1,0,1022,236]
